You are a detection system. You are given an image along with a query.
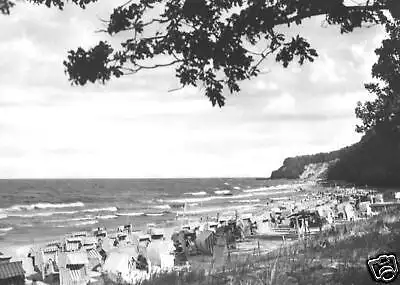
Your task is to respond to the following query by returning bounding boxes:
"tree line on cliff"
[271,128,400,187]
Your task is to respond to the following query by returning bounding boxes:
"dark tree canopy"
[355,19,400,136]
[1,0,399,135]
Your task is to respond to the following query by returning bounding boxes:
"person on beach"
[305,218,310,234]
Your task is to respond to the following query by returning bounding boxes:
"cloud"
[0,3,387,178]
[262,93,296,115]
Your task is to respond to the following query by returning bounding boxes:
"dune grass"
[99,210,400,285]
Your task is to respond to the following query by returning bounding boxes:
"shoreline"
[1,182,308,253]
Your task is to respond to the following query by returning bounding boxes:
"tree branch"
[273,3,386,28]
[120,59,183,74]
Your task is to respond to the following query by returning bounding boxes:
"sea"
[0,178,302,255]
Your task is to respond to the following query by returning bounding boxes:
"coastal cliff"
[270,148,350,180]
[271,130,400,187]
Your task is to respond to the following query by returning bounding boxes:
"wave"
[153,205,171,210]
[252,189,293,197]
[0,214,7,219]
[177,207,220,215]
[5,202,84,212]
[167,188,294,204]
[184,191,207,196]
[271,196,290,201]
[242,187,270,193]
[177,204,257,216]
[166,193,254,204]
[74,220,98,227]
[230,199,261,203]
[83,207,118,213]
[145,213,164,217]
[214,190,231,195]
[0,226,13,232]
[8,210,79,218]
[233,186,241,190]
[242,184,300,193]
[9,212,55,218]
[166,194,247,204]
[46,216,95,223]
[116,212,144,217]
[96,215,118,220]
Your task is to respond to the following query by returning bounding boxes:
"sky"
[0,1,386,179]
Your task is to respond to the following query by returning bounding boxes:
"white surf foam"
[167,188,295,204]
[8,210,79,218]
[46,216,95,223]
[242,187,270,193]
[177,204,257,215]
[116,212,144,217]
[153,205,171,210]
[252,189,293,197]
[0,214,7,219]
[9,212,55,218]
[214,190,231,195]
[184,191,207,196]
[0,226,13,232]
[166,193,255,204]
[146,213,164,217]
[83,207,118,213]
[96,215,118,220]
[6,202,85,212]
[230,199,261,203]
[74,220,98,226]
[242,184,301,193]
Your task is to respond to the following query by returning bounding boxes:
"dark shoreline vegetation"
[271,129,400,188]
[98,209,400,285]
